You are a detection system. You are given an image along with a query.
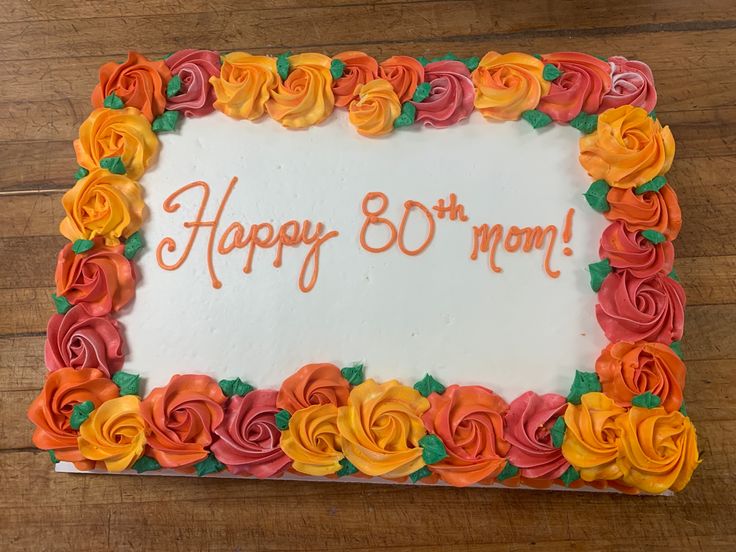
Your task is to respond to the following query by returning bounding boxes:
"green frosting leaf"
[409,466,432,483]
[588,258,611,292]
[569,112,598,134]
[413,373,445,397]
[521,109,552,129]
[71,239,94,254]
[462,56,480,71]
[550,416,566,448]
[679,402,688,416]
[542,63,562,81]
[416,56,429,67]
[73,166,89,181]
[495,461,519,481]
[49,450,59,464]
[419,434,448,465]
[583,179,611,213]
[51,293,72,314]
[123,231,144,260]
[275,409,291,430]
[112,371,140,396]
[635,175,667,195]
[276,51,292,80]
[330,58,346,80]
[166,74,182,98]
[412,82,431,103]
[336,457,359,477]
[560,465,580,487]
[340,363,365,386]
[431,52,459,63]
[103,92,124,109]
[649,110,657,120]
[70,400,95,430]
[567,370,602,404]
[642,229,666,244]
[132,455,162,473]
[671,340,683,359]
[100,156,125,175]
[668,269,680,282]
[194,452,225,476]
[152,110,180,133]
[218,377,254,397]
[532,53,543,60]
[632,391,662,409]
[393,102,416,128]
[595,55,608,62]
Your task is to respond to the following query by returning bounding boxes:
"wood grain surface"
[1,1,735,550]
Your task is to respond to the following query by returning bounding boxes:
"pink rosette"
[212,389,290,478]
[537,52,612,122]
[164,49,221,117]
[600,221,674,278]
[599,56,657,113]
[596,270,685,344]
[411,60,474,128]
[504,391,569,479]
[44,304,124,377]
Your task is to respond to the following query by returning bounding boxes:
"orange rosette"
[580,105,675,189]
[605,184,682,241]
[332,51,379,107]
[596,341,686,412]
[59,168,144,246]
[140,374,226,469]
[27,367,120,470]
[74,107,158,181]
[378,55,425,103]
[280,404,343,476]
[561,392,626,481]
[266,53,335,128]
[471,52,550,121]
[616,406,700,493]
[210,52,279,120]
[91,51,171,122]
[276,363,349,413]
[77,395,147,472]
[336,379,430,478]
[348,79,401,137]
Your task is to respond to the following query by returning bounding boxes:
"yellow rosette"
[77,395,147,472]
[336,379,430,478]
[210,52,279,120]
[60,168,144,245]
[472,52,550,121]
[74,107,158,181]
[561,392,626,481]
[579,105,675,189]
[280,404,343,476]
[348,79,401,137]
[266,53,335,129]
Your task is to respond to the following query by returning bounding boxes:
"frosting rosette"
[600,56,657,113]
[615,406,699,493]
[211,389,290,478]
[471,52,549,121]
[606,184,682,241]
[596,341,686,412]
[332,51,379,107]
[504,391,569,479]
[91,51,171,122]
[210,52,278,120]
[77,395,147,472]
[596,270,685,344]
[27,367,120,469]
[336,379,430,478]
[276,363,349,413]
[600,221,674,278]
[140,374,226,469]
[44,304,124,377]
[266,53,335,128]
[348,79,401,136]
[411,60,474,128]
[579,105,675,189]
[280,404,343,476]
[422,385,509,487]
[561,392,626,481]
[164,49,221,117]
[60,168,144,246]
[378,55,425,103]
[74,107,158,181]
[55,237,136,316]
[537,52,612,122]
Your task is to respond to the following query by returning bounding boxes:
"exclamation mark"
[562,208,574,256]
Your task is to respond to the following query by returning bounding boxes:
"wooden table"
[1,1,734,550]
